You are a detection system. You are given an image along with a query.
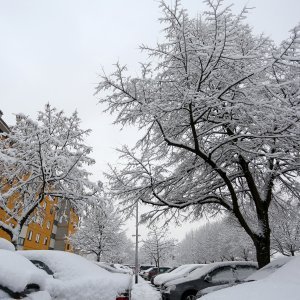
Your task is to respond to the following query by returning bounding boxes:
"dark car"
[147,267,171,282]
[160,261,257,300]
[140,265,155,272]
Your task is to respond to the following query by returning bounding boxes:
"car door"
[207,266,236,286]
[233,264,257,282]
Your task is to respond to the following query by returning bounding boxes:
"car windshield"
[30,260,54,275]
[246,257,292,281]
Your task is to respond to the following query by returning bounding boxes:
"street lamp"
[132,200,140,284]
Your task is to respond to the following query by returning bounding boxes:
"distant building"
[0,110,77,251]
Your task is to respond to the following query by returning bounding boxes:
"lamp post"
[132,200,140,284]
[135,200,139,284]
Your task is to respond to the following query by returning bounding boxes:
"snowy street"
[131,276,161,300]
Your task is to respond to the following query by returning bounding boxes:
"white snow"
[201,256,300,300]
[0,238,15,251]
[0,249,49,293]
[24,291,52,300]
[19,250,132,300]
[131,277,161,300]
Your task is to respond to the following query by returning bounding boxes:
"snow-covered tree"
[140,225,176,268]
[106,235,135,264]
[0,104,95,243]
[176,219,255,264]
[96,0,300,268]
[69,198,126,262]
[270,203,300,256]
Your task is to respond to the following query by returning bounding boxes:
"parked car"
[113,263,134,275]
[19,250,132,300]
[0,245,51,299]
[140,265,155,272]
[146,267,171,281]
[196,257,292,299]
[199,256,298,300]
[151,267,177,284]
[154,264,204,287]
[94,262,130,274]
[160,261,257,300]
[140,266,155,279]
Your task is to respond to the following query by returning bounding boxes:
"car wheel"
[182,292,197,300]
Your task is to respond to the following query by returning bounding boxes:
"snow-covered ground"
[131,276,161,300]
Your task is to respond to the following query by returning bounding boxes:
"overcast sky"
[1,0,299,241]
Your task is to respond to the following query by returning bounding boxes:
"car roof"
[165,261,257,286]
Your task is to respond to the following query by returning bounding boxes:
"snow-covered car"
[154,264,204,287]
[160,261,257,300]
[150,267,176,284]
[200,256,298,300]
[196,256,292,298]
[0,248,51,299]
[113,263,134,275]
[94,262,130,274]
[19,250,132,300]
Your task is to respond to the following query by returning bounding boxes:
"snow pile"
[154,264,203,286]
[246,256,292,281]
[201,256,300,300]
[0,238,15,251]
[131,277,161,300]
[19,250,131,300]
[0,250,48,293]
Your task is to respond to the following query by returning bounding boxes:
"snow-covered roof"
[19,250,132,300]
[201,256,300,300]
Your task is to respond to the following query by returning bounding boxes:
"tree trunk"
[254,235,271,269]
[97,253,101,262]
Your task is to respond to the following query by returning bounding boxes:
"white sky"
[0,0,299,242]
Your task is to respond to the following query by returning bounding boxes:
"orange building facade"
[0,111,77,251]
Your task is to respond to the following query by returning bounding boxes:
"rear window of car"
[234,265,257,280]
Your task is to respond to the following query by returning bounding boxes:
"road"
[131,276,161,300]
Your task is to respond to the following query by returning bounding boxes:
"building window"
[43,237,48,245]
[46,221,51,230]
[35,233,40,243]
[18,237,25,246]
[28,230,33,241]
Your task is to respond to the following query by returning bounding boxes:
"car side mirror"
[204,274,212,283]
